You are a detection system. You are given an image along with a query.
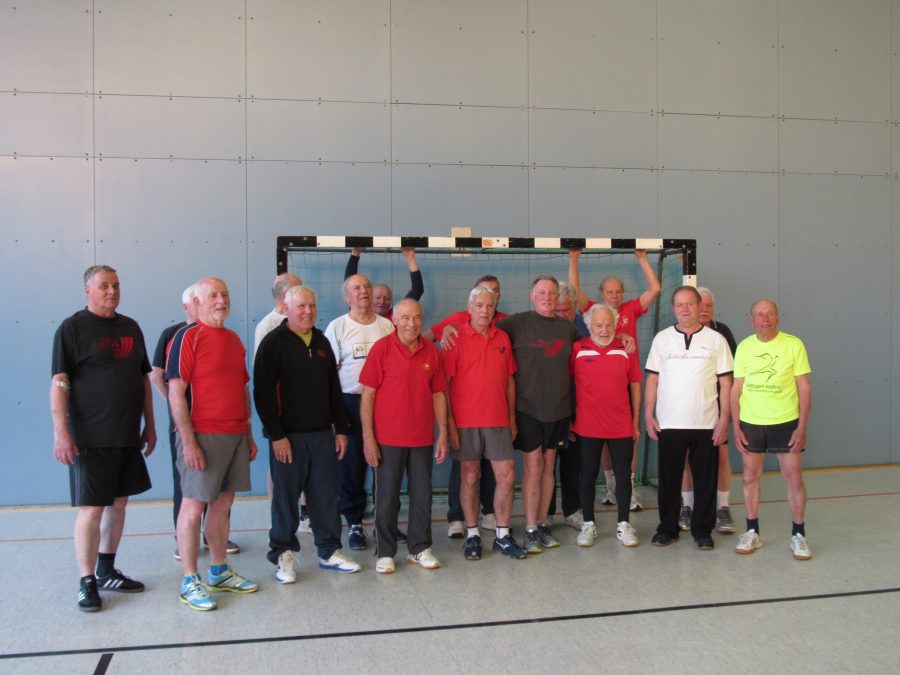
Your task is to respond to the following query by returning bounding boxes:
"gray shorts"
[451,427,515,462]
[177,433,251,502]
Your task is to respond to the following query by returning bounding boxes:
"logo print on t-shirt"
[315,349,328,359]
[94,336,134,360]
[529,339,565,358]
[749,353,779,383]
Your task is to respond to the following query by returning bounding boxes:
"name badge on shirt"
[352,342,371,360]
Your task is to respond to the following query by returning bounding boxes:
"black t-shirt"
[52,309,151,448]
[152,321,189,434]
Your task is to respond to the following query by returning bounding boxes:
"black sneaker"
[348,524,368,550]
[97,568,145,593]
[78,576,102,612]
[492,535,527,560]
[464,535,482,560]
[396,530,408,545]
[651,532,679,546]
[695,536,715,550]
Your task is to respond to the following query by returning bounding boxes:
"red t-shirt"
[359,332,447,447]
[441,322,516,428]
[430,309,509,341]
[570,336,642,439]
[585,297,646,341]
[166,322,249,435]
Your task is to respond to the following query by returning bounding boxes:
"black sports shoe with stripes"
[96,568,145,593]
[78,576,102,612]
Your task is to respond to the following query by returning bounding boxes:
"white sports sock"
[682,491,694,508]
[467,527,479,538]
[496,526,509,539]
[717,491,730,508]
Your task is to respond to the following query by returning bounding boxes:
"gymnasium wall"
[1,0,896,506]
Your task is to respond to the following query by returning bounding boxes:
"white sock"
[496,526,509,539]
[467,526,479,538]
[584,520,595,528]
[682,491,694,508]
[717,491,730,508]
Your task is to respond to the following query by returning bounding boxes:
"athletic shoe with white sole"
[275,550,297,584]
[524,528,542,554]
[601,485,616,506]
[616,521,639,547]
[296,516,312,535]
[375,557,395,574]
[629,490,642,512]
[207,566,259,593]
[97,568,145,593]
[407,548,441,569]
[180,574,216,611]
[480,513,496,531]
[576,522,597,547]
[492,535,527,559]
[791,534,812,560]
[447,521,465,539]
[735,530,762,554]
[538,521,560,548]
[679,506,693,531]
[564,511,585,531]
[464,535,483,561]
[319,549,361,573]
[348,524,368,550]
[716,507,735,533]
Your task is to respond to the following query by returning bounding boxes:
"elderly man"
[324,274,395,550]
[360,299,449,573]
[426,274,505,537]
[254,285,360,582]
[644,286,733,550]
[345,247,424,321]
[441,286,526,561]
[253,273,302,359]
[497,276,582,554]
[167,277,259,611]
[51,265,156,612]
[732,299,813,560]
[569,249,660,511]
[679,286,739,534]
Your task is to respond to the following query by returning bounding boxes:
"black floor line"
[4,586,898,661]
[92,653,113,675]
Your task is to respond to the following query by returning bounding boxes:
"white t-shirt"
[324,313,395,394]
[253,309,285,359]
[645,325,733,429]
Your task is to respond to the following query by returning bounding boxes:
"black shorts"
[69,447,152,507]
[740,419,803,453]
[514,412,569,454]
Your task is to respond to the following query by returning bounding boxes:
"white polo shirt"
[645,325,733,429]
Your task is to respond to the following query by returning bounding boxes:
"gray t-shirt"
[497,311,581,422]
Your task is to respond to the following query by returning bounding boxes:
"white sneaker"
[616,521,639,547]
[275,550,297,584]
[791,534,811,560]
[480,513,496,531]
[735,530,763,555]
[629,488,642,512]
[601,485,616,506]
[447,521,465,539]
[318,549,361,573]
[576,522,597,547]
[375,557,395,574]
[407,548,441,569]
[296,515,312,535]
[564,511,584,531]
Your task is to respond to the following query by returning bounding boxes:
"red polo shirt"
[359,332,447,447]
[430,309,509,341]
[570,336,642,439]
[441,322,516,428]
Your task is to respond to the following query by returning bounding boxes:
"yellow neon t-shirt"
[734,331,811,425]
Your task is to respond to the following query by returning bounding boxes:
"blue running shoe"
[348,524,368,550]
[207,566,259,594]
[180,574,217,611]
[492,535,528,560]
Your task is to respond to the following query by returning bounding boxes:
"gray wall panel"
[658,0,778,117]
[248,161,391,235]
[530,167,657,235]
[247,0,390,102]
[393,104,527,166]
[660,114,777,172]
[392,164,528,235]
[0,92,92,157]
[94,0,245,97]
[95,95,245,160]
[779,0,890,121]
[0,1,93,92]
[392,0,526,107]
[248,100,390,163]
[530,109,656,169]
[781,119,890,175]
[529,0,656,111]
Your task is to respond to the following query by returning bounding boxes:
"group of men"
[51,253,813,614]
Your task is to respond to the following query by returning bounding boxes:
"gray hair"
[272,274,301,301]
[696,286,714,303]
[468,285,497,304]
[181,283,196,305]
[531,274,559,290]
[342,274,372,298]
[83,264,116,286]
[284,285,317,304]
[599,276,625,293]
[583,303,619,327]
[557,281,577,303]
